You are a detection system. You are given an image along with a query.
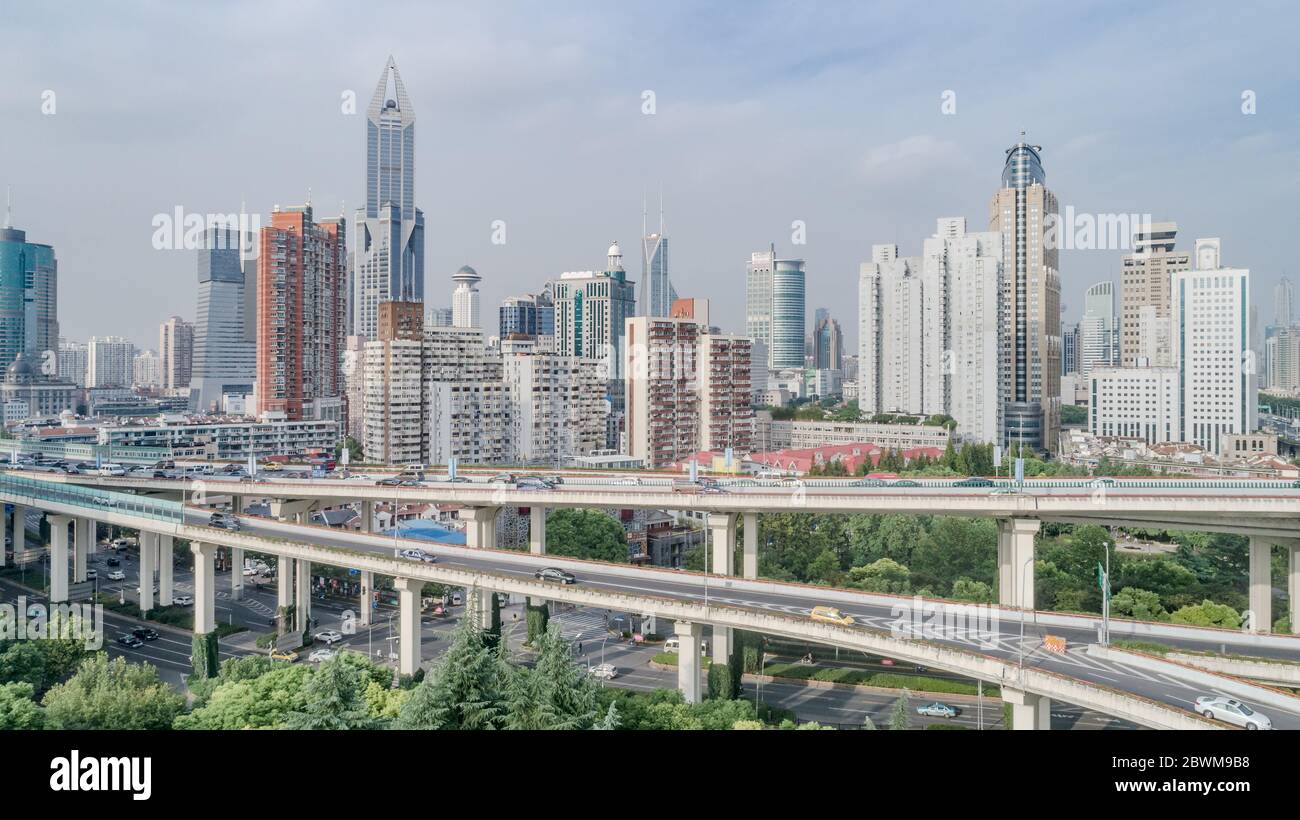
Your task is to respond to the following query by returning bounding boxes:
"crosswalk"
[551,609,616,642]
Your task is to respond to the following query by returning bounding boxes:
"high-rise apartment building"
[132,349,162,389]
[1120,222,1188,367]
[362,302,426,464]
[87,336,135,388]
[745,246,805,370]
[1267,326,1300,394]
[57,339,87,388]
[1078,281,1116,377]
[989,136,1061,451]
[624,315,754,468]
[256,205,346,422]
[1171,238,1257,453]
[351,57,424,341]
[190,227,255,413]
[158,316,194,390]
[501,339,606,465]
[858,219,1003,443]
[1088,366,1181,443]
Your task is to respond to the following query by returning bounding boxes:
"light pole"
[1017,555,1034,675]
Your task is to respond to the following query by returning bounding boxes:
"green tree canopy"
[545,509,629,563]
[42,655,184,730]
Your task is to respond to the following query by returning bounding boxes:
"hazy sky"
[2,0,1297,352]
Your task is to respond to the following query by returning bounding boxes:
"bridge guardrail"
[0,473,183,524]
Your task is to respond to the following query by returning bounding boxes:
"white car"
[588,663,618,680]
[308,648,337,664]
[399,548,435,563]
[242,567,259,576]
[1194,696,1272,730]
[172,595,194,606]
[107,570,126,581]
[315,629,343,645]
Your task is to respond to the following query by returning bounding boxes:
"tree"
[529,623,599,729]
[846,558,912,594]
[1110,587,1168,622]
[593,701,621,730]
[0,682,43,729]
[1170,600,1242,629]
[42,655,184,730]
[889,689,911,730]
[862,714,877,730]
[283,655,375,730]
[394,609,504,729]
[544,509,629,563]
[174,663,312,729]
[0,636,90,695]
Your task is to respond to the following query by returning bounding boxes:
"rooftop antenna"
[4,186,11,229]
[658,183,664,235]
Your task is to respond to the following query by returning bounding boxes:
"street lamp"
[1017,555,1035,675]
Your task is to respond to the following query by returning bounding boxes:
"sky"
[2,0,1298,352]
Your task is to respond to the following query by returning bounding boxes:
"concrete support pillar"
[674,621,705,704]
[11,504,27,557]
[231,495,243,516]
[463,507,498,549]
[82,518,97,555]
[742,512,758,579]
[708,512,737,576]
[230,548,243,600]
[529,506,546,555]
[295,559,312,633]
[191,542,216,635]
[393,577,421,677]
[72,518,88,583]
[361,500,374,534]
[1289,541,1300,635]
[1003,688,1051,730]
[471,588,495,630]
[276,556,292,610]
[1248,537,1272,634]
[157,535,174,606]
[138,531,156,613]
[48,514,72,604]
[359,570,373,627]
[997,518,1040,609]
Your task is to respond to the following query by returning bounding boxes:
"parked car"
[314,629,344,645]
[116,633,144,649]
[132,627,160,641]
[809,605,854,626]
[106,570,125,581]
[588,663,618,680]
[1194,696,1272,729]
[534,567,577,584]
[172,595,194,606]
[916,702,960,719]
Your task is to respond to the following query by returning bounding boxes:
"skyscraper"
[190,227,255,413]
[0,204,58,373]
[1120,222,1188,367]
[746,246,805,370]
[256,205,346,422]
[814,316,843,371]
[1078,281,1116,376]
[552,242,636,382]
[87,336,135,388]
[989,136,1061,452]
[1172,238,1257,453]
[451,265,481,328]
[1276,276,1294,328]
[159,316,194,391]
[351,57,424,341]
[640,195,672,318]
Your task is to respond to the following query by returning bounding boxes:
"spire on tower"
[4,186,11,229]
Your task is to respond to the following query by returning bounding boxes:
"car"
[1091,477,1116,487]
[916,702,960,718]
[116,633,144,649]
[515,477,551,491]
[534,567,577,584]
[671,479,699,493]
[439,475,471,483]
[308,648,337,663]
[106,570,126,581]
[260,462,283,472]
[132,627,160,641]
[314,630,344,645]
[488,473,517,484]
[619,476,642,486]
[809,605,854,626]
[208,515,241,531]
[172,595,194,606]
[111,538,131,550]
[269,648,299,663]
[588,663,618,680]
[1194,696,1272,729]
[85,569,98,580]
[954,477,994,488]
[699,484,728,495]
[105,557,121,568]
[399,548,436,563]
[662,637,709,655]
[242,566,259,576]
[541,475,564,485]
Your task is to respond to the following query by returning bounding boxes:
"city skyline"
[2,1,1296,351]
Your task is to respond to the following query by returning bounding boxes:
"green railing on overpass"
[0,473,183,524]
[2,438,183,466]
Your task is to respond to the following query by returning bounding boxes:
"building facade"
[190,227,255,413]
[1120,222,1188,368]
[158,315,194,390]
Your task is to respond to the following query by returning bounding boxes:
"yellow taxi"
[269,648,299,663]
[809,606,854,626]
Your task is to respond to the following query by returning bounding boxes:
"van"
[98,464,126,477]
[662,637,708,655]
[403,464,426,474]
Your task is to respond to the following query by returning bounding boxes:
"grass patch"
[652,652,712,668]
[759,663,998,697]
[95,593,245,636]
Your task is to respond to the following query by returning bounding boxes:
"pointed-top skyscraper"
[640,191,672,317]
[351,56,425,341]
